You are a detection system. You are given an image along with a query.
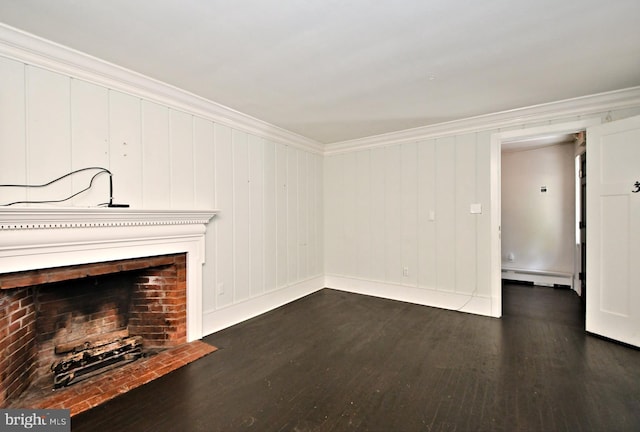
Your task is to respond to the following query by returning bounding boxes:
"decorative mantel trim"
[0,208,218,230]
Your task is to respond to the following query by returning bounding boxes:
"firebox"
[0,254,187,405]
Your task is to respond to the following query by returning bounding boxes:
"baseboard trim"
[501,268,573,288]
[325,275,495,317]
[202,276,325,335]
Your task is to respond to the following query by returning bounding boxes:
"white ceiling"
[0,0,639,144]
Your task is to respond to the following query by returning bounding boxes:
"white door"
[586,114,640,347]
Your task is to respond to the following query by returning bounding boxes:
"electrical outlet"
[403,266,409,277]
[217,282,224,295]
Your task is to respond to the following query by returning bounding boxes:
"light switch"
[470,203,482,214]
[429,210,436,221]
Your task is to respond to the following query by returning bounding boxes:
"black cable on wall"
[0,167,127,207]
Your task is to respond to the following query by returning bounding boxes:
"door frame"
[489,119,601,317]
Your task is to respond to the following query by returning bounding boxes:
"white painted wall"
[324,133,493,314]
[0,57,324,335]
[324,107,640,317]
[501,143,576,275]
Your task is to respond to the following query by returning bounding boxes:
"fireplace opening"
[0,253,189,408]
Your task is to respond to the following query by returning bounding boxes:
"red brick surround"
[0,253,194,409]
[0,287,37,407]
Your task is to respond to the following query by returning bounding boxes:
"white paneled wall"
[141,100,170,207]
[324,107,640,316]
[0,57,324,334]
[70,79,109,205]
[325,134,494,314]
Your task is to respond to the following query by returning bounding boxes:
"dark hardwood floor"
[73,284,640,431]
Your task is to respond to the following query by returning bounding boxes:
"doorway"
[501,133,578,285]
[489,119,600,318]
[577,150,587,308]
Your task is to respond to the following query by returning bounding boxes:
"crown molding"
[3,23,639,157]
[325,86,640,155]
[0,23,324,154]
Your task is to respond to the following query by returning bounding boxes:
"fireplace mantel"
[0,208,216,230]
[0,207,218,341]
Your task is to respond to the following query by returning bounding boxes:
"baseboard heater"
[502,268,573,289]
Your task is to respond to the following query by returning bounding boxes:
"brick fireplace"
[0,208,217,413]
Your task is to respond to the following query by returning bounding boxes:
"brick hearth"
[8,340,216,416]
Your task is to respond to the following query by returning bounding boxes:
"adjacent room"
[1,1,639,430]
[501,134,579,294]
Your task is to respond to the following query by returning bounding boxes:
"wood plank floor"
[73,285,640,431]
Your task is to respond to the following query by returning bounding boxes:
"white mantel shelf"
[0,208,219,230]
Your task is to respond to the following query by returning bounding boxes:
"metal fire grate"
[51,329,142,388]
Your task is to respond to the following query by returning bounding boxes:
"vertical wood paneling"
[342,152,358,277]
[109,90,142,207]
[355,150,372,279]
[476,130,495,297]
[70,79,109,206]
[370,148,386,282]
[232,129,250,302]
[417,139,437,289]
[195,117,215,312]
[214,123,233,308]
[248,134,265,297]
[455,133,478,294]
[141,100,170,208]
[297,151,309,280]
[324,155,343,275]
[263,140,277,292]
[169,109,194,208]
[26,66,71,203]
[385,145,402,284]
[308,153,318,276]
[0,58,26,205]
[401,142,418,286]
[307,153,316,277]
[287,147,299,284]
[193,116,215,209]
[315,154,324,276]
[202,225,217,313]
[435,137,456,292]
[276,143,288,288]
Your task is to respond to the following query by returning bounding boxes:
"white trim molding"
[203,276,325,335]
[0,23,324,155]
[325,87,640,155]
[325,275,493,317]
